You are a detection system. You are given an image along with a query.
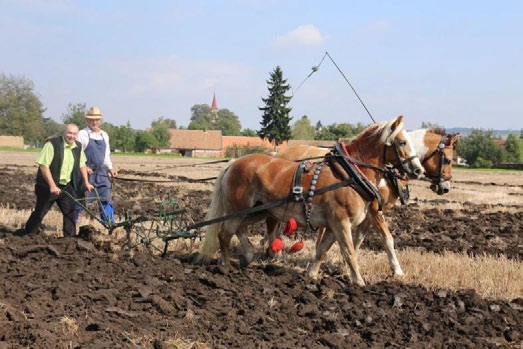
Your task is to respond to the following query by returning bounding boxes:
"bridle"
[383,138,420,179]
[377,136,421,206]
[422,135,453,186]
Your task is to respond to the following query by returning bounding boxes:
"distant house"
[166,129,222,157]
[163,130,339,158]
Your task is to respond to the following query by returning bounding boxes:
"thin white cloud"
[274,24,327,47]
[106,56,255,96]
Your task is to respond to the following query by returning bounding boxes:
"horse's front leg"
[353,216,371,251]
[312,225,367,275]
[331,220,365,286]
[321,217,368,254]
[307,227,335,280]
[370,211,404,277]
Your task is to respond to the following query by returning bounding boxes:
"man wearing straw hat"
[76,106,117,225]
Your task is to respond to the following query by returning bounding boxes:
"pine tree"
[258,66,292,149]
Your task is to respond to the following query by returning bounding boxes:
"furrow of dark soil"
[0,164,521,348]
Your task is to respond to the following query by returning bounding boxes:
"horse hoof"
[355,279,366,287]
[194,254,212,265]
[239,255,252,268]
[306,270,320,280]
[265,248,277,259]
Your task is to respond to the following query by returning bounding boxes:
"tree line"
[457,129,522,168]
[1,71,521,167]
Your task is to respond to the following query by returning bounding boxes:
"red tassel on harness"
[282,218,297,237]
[289,240,304,253]
[271,237,284,253]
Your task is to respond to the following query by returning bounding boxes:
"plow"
[68,170,315,257]
[67,189,200,256]
[120,194,196,256]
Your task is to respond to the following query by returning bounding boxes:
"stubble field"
[0,151,521,348]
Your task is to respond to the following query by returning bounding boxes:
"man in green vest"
[22,124,94,237]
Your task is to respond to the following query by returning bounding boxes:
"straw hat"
[85,106,103,120]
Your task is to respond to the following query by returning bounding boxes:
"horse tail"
[196,160,234,264]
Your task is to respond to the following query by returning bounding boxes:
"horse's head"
[381,115,424,179]
[417,130,460,195]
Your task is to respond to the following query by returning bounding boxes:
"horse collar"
[332,143,383,210]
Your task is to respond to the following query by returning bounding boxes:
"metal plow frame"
[66,190,198,256]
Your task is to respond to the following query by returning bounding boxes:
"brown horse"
[263,127,460,277]
[197,115,424,286]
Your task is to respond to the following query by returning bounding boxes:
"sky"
[1,0,522,132]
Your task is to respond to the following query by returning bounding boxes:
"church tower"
[211,92,218,125]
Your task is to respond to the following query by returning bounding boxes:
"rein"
[113,175,217,184]
[87,171,218,184]
[383,165,410,206]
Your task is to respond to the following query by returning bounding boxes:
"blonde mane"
[351,116,405,147]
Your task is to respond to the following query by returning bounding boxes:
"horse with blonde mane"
[196,115,424,286]
[262,127,460,278]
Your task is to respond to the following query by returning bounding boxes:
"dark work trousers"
[25,183,78,237]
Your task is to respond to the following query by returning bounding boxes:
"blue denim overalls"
[76,133,114,224]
